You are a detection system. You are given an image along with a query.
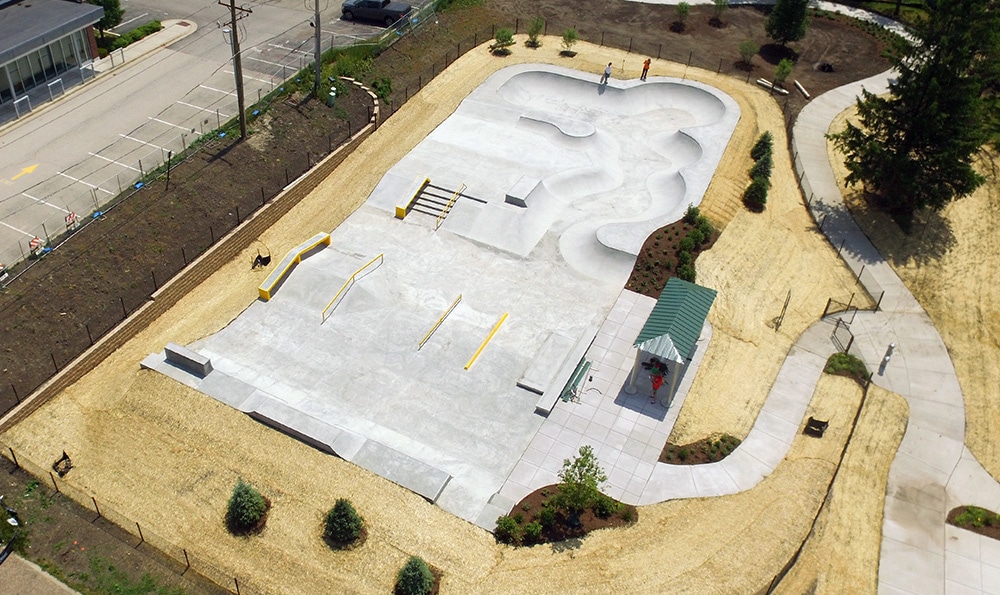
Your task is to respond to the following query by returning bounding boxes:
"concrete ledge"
[258,232,331,301]
[164,342,212,377]
[394,176,430,219]
[534,324,600,416]
[517,331,574,395]
[505,175,539,208]
[352,440,452,503]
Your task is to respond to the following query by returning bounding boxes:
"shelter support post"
[625,348,642,394]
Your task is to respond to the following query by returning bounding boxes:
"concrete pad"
[351,440,451,504]
[140,351,201,389]
[691,463,740,497]
[879,536,945,595]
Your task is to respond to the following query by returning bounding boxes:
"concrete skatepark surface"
[145,64,739,525]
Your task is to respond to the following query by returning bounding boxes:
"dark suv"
[341,0,412,26]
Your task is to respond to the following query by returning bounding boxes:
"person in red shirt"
[641,58,651,81]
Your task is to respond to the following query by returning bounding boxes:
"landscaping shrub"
[526,17,544,47]
[538,506,557,529]
[110,21,163,51]
[561,28,579,52]
[494,515,519,544]
[677,250,692,267]
[749,153,773,179]
[954,505,1000,529]
[551,445,607,521]
[738,39,759,67]
[683,204,700,225]
[677,263,696,282]
[751,131,774,161]
[492,27,515,54]
[824,352,869,385]
[225,479,267,534]
[395,556,434,595]
[696,217,713,242]
[522,521,543,543]
[679,236,696,252]
[593,494,621,519]
[324,498,364,546]
[743,176,769,212]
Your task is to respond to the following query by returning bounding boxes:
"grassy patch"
[824,352,870,385]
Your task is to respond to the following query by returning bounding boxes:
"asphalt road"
[0,0,386,270]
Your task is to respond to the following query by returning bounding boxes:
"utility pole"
[219,0,252,140]
[313,0,322,99]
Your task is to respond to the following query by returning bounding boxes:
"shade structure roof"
[633,277,717,363]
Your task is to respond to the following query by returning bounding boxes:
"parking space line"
[117,12,150,31]
[246,55,294,69]
[21,192,70,213]
[199,85,237,96]
[224,70,272,84]
[119,133,169,151]
[57,172,114,195]
[148,116,200,134]
[267,43,311,56]
[176,101,231,118]
[89,152,141,172]
[0,220,34,237]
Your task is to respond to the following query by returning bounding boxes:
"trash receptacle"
[326,88,337,108]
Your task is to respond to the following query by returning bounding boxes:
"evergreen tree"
[765,0,810,46]
[323,498,364,545]
[89,0,124,37]
[396,556,434,595]
[828,0,1000,231]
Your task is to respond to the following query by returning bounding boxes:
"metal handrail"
[418,294,461,350]
[435,183,466,230]
[321,253,384,322]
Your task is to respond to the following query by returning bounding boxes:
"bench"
[164,342,213,377]
[803,416,829,438]
[394,176,430,219]
[258,232,330,301]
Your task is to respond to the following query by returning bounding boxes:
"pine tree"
[89,0,124,37]
[828,0,1000,231]
[765,0,810,46]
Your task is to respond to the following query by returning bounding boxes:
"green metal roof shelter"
[627,278,717,406]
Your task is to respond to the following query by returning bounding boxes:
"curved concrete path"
[792,73,1000,594]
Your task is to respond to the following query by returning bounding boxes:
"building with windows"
[0,0,103,116]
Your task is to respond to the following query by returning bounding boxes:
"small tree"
[773,58,794,88]
[711,0,728,24]
[743,177,770,212]
[751,131,773,161]
[738,40,759,68]
[323,498,364,546]
[225,479,267,534]
[749,154,773,180]
[526,17,544,47]
[675,2,691,27]
[765,0,810,46]
[551,445,607,524]
[90,0,124,38]
[561,28,579,53]
[492,27,515,54]
[396,556,434,595]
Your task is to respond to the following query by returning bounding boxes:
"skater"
[600,62,612,84]
[641,57,650,80]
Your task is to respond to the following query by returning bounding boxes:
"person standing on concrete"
[641,58,651,80]
[600,62,612,84]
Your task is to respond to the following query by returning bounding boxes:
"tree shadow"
[550,537,584,553]
[759,43,798,66]
[842,190,956,267]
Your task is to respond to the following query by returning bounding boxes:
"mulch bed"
[504,484,637,546]
[947,506,1000,542]
[660,434,741,465]
[626,216,718,299]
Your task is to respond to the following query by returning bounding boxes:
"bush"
[679,236,696,252]
[743,176,769,212]
[749,153,773,179]
[677,263,696,282]
[110,21,163,51]
[593,494,621,519]
[370,77,392,101]
[522,521,543,543]
[774,58,795,87]
[677,250,692,267]
[696,217,713,242]
[824,352,869,384]
[492,27,515,54]
[738,39,759,67]
[494,515,519,544]
[683,204,700,225]
[561,28,579,52]
[538,506,557,529]
[225,479,267,534]
[396,556,434,595]
[526,17,544,47]
[751,131,774,161]
[324,498,364,545]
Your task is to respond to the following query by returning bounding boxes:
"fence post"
[837,237,845,256]
[875,291,884,312]
[601,31,605,46]
[183,549,190,574]
[819,214,827,231]
[657,43,661,60]
[855,264,865,283]
[8,447,18,469]
[718,58,722,73]
[236,206,241,225]
[285,168,289,186]
[136,522,145,546]
[210,226,215,245]
[11,384,19,404]
[234,577,241,595]
[49,471,60,492]
[86,324,93,346]
[845,334,854,354]
[151,270,158,291]
[261,187,266,207]
[846,292,854,311]
[51,352,59,373]
[822,297,831,318]
[182,247,188,266]
[120,297,127,319]
[92,496,102,520]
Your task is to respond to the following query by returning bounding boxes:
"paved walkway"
[0,553,78,595]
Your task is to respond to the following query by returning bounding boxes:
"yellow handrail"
[435,183,466,230]
[465,312,508,370]
[418,294,462,350]
[321,253,384,323]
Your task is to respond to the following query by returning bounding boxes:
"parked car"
[341,0,412,27]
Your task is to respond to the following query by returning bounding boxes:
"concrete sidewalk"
[0,554,78,595]
[792,72,1000,595]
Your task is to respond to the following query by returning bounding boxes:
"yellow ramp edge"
[258,232,331,301]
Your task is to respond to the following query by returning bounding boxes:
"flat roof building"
[0,0,103,119]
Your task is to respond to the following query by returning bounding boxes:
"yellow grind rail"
[394,177,430,219]
[258,232,331,301]
[418,294,462,350]
[465,312,508,370]
[321,253,384,322]
[435,183,466,230]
